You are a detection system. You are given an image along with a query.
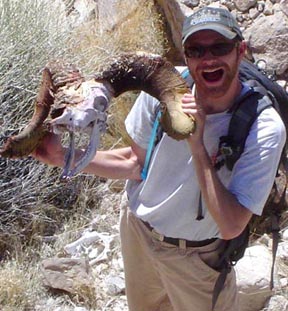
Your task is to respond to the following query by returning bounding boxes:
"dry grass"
[0,0,166,246]
[1,0,288,310]
[67,0,167,73]
[0,259,44,310]
[0,0,167,309]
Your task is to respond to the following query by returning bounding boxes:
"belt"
[142,220,217,248]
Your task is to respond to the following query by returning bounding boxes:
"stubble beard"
[193,58,240,100]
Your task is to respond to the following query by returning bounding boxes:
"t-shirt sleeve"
[125,91,160,149]
[228,107,286,215]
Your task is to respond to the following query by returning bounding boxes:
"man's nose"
[201,47,215,59]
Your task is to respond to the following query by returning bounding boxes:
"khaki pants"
[119,196,239,311]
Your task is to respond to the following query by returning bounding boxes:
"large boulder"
[155,0,189,63]
[41,258,94,294]
[243,8,288,79]
[235,245,274,311]
[156,0,288,80]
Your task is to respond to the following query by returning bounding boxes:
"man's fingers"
[181,93,195,103]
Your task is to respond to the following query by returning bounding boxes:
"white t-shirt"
[125,81,286,240]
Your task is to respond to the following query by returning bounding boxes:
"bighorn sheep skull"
[0,52,196,180]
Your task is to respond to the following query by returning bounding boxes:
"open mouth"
[202,68,224,83]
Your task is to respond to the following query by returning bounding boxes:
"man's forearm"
[33,134,143,180]
[81,147,142,180]
[191,144,252,239]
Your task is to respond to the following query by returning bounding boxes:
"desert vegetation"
[0,0,167,309]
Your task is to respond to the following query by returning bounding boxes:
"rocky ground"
[37,1,288,309]
[37,181,288,311]
[2,1,288,310]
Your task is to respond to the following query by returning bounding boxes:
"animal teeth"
[0,53,196,177]
[66,121,101,178]
[60,130,75,181]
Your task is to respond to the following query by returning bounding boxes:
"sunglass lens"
[185,46,204,58]
[210,43,235,56]
[185,42,236,58]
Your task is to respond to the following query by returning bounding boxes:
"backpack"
[141,59,288,310]
[211,60,288,310]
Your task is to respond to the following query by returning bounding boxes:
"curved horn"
[0,62,84,158]
[0,68,54,158]
[96,52,195,140]
[0,52,195,178]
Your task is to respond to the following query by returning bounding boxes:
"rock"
[225,1,236,11]
[73,0,97,22]
[243,10,288,78]
[263,1,274,15]
[279,278,288,287]
[257,1,265,13]
[256,233,271,247]
[41,258,94,294]
[249,7,261,19]
[282,228,288,240]
[276,241,288,261]
[105,275,126,296]
[264,294,288,310]
[154,0,288,79]
[155,0,188,63]
[235,245,274,311]
[37,2,288,310]
[182,0,200,9]
[234,0,258,12]
[280,0,288,17]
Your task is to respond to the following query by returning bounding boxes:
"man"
[33,6,286,311]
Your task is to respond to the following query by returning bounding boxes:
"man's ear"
[238,41,247,59]
[183,54,188,65]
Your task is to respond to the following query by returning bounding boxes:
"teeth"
[203,68,221,73]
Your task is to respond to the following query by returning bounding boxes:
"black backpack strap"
[212,86,274,309]
[212,262,231,310]
[212,226,250,310]
[240,59,288,170]
[240,59,288,110]
[218,86,273,171]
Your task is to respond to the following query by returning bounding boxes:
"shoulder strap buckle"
[219,144,233,156]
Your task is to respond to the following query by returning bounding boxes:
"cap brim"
[182,23,237,44]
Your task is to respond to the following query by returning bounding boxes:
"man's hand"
[46,82,113,179]
[181,93,206,151]
[32,132,64,167]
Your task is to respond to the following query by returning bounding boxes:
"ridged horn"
[0,52,196,178]
[0,68,54,158]
[96,52,196,140]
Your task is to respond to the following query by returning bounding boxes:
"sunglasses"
[184,42,238,59]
